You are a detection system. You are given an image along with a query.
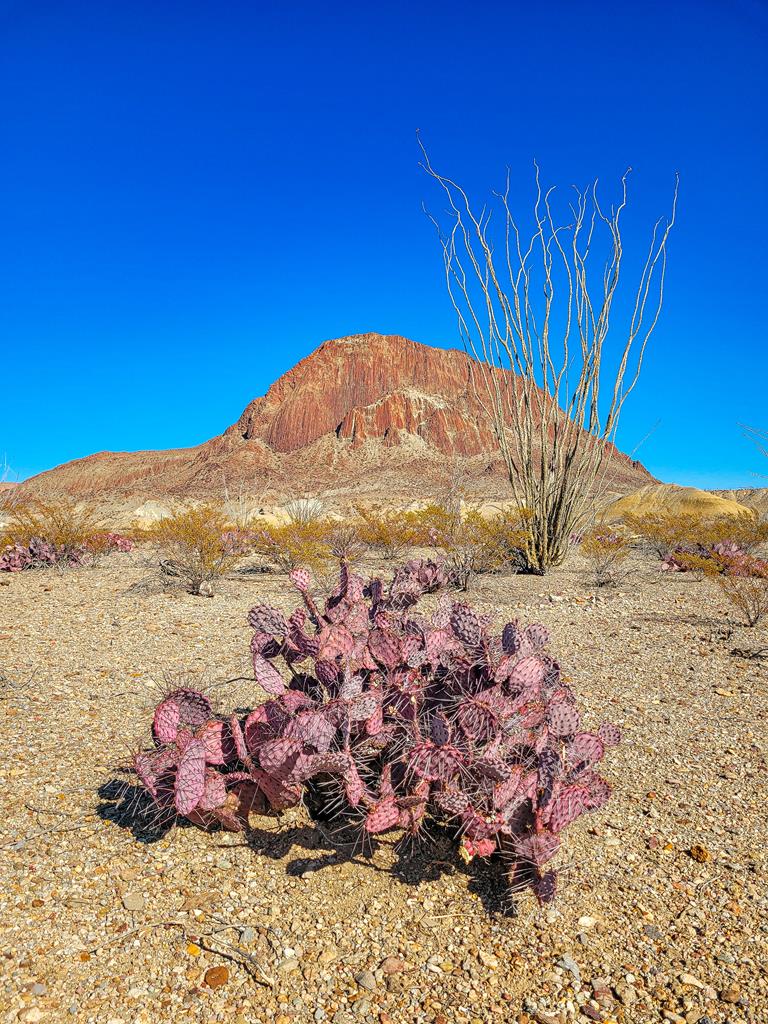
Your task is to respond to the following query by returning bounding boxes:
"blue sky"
[1,0,766,487]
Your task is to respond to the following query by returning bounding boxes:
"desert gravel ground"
[1,549,766,1024]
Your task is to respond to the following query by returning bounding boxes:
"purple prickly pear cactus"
[152,689,213,745]
[130,559,617,905]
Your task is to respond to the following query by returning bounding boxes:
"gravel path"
[1,551,765,1024]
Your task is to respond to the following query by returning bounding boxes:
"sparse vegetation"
[148,503,246,595]
[416,503,532,590]
[625,510,768,575]
[255,518,335,575]
[0,498,133,572]
[0,497,104,550]
[716,554,768,627]
[577,527,631,587]
[354,505,418,560]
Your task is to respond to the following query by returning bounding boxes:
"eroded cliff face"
[18,332,655,504]
[227,334,491,453]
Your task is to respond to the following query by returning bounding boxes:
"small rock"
[643,924,662,939]
[121,892,144,912]
[17,1011,44,1023]
[557,954,581,984]
[689,845,710,863]
[679,973,704,989]
[355,970,376,991]
[577,916,597,930]
[318,947,338,965]
[204,966,229,989]
[720,984,741,1003]
[614,982,637,1006]
[278,958,301,973]
[478,950,499,969]
[380,956,407,975]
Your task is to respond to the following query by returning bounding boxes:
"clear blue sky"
[1,0,766,487]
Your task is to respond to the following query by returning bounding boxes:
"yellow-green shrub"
[0,497,104,550]
[148,503,245,594]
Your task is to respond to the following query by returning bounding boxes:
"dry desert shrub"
[625,511,768,571]
[623,511,700,558]
[148,503,246,595]
[0,496,104,550]
[255,518,335,575]
[414,503,532,590]
[354,505,418,560]
[716,556,768,627]
[578,527,631,587]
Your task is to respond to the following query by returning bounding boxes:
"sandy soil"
[1,549,766,1024]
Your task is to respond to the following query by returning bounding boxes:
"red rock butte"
[17,333,654,504]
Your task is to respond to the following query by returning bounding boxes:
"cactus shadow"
[388,824,520,917]
[96,775,180,843]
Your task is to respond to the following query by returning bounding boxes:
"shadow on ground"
[97,775,519,916]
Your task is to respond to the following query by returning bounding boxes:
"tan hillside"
[605,483,754,521]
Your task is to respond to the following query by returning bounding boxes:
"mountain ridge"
[16,333,655,505]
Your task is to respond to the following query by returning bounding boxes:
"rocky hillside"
[16,333,654,507]
[713,488,768,515]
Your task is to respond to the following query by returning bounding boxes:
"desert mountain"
[16,333,654,508]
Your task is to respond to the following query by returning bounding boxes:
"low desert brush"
[149,503,245,595]
[354,506,418,560]
[578,528,631,587]
[626,510,768,566]
[255,519,335,575]
[0,498,134,572]
[716,554,768,627]
[0,497,104,550]
[418,504,532,590]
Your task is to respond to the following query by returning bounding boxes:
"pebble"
[204,966,229,989]
[557,954,581,984]
[720,984,741,1003]
[278,958,301,973]
[614,981,637,1006]
[679,973,704,989]
[355,969,377,990]
[121,892,144,911]
[380,956,407,974]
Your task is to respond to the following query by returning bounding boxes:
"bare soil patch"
[1,551,766,1023]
